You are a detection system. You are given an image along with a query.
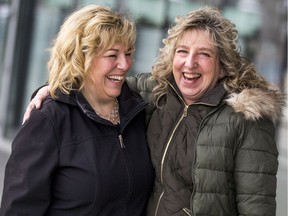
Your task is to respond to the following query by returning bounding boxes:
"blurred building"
[0,0,287,214]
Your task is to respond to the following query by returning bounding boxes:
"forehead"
[177,29,215,48]
[96,43,132,55]
[106,43,129,51]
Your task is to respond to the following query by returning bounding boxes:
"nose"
[117,54,131,71]
[185,54,198,69]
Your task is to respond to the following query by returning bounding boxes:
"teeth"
[183,73,201,79]
[108,76,124,81]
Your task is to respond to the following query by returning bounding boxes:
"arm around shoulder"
[126,73,158,124]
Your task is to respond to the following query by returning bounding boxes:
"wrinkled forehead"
[177,29,216,49]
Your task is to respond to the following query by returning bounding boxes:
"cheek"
[172,63,181,81]
[205,70,221,87]
[172,57,182,72]
[203,61,220,77]
[127,58,133,69]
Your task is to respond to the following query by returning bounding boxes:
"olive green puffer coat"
[126,73,285,216]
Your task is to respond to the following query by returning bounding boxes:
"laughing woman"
[20,6,285,216]
[0,5,154,216]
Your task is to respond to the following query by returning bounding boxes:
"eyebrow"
[107,48,119,52]
[106,48,133,53]
[176,45,216,54]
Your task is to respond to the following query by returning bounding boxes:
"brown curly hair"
[152,6,271,107]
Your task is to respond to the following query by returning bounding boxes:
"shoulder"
[225,87,286,124]
[30,93,76,125]
[208,100,276,143]
[126,73,157,95]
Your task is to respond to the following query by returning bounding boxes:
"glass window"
[2,0,287,139]
[23,0,79,115]
[0,0,11,86]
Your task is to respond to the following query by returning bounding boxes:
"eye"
[107,54,117,58]
[176,49,188,54]
[125,52,132,57]
[199,52,211,57]
[175,49,189,57]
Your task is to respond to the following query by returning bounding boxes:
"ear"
[218,69,225,79]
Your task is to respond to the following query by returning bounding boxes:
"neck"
[94,100,120,124]
[82,87,120,124]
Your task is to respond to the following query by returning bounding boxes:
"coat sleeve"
[235,118,278,216]
[0,109,59,215]
[126,73,156,103]
[126,73,157,125]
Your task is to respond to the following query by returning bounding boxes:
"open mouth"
[183,72,201,80]
[107,75,124,82]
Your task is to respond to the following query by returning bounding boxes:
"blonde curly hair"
[48,5,136,98]
[152,6,271,107]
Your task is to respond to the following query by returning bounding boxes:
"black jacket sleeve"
[0,109,59,215]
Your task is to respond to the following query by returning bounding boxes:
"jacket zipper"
[118,134,125,148]
[117,100,148,149]
[115,101,148,213]
[154,104,188,216]
[154,81,220,216]
[183,207,192,216]
[154,82,188,216]
[160,105,188,182]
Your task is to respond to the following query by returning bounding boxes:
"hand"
[22,85,50,124]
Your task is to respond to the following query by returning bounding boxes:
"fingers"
[34,96,42,109]
[22,99,36,124]
[22,85,50,124]
[36,87,49,106]
[34,85,50,108]
[22,112,30,125]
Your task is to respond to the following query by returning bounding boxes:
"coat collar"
[167,75,285,124]
[53,82,148,125]
[167,75,226,107]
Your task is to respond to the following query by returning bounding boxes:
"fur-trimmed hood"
[125,73,286,125]
[226,87,286,124]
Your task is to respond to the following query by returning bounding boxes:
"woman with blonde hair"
[0,5,154,215]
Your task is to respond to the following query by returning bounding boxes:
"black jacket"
[0,82,154,216]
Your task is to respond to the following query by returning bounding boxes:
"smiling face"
[85,43,133,103]
[172,29,223,105]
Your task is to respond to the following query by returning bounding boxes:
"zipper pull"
[183,105,188,117]
[183,208,192,216]
[118,134,125,148]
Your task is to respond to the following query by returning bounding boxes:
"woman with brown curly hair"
[145,6,284,216]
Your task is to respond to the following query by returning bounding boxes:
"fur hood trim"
[225,87,286,124]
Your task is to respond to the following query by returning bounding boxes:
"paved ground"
[0,149,9,204]
[275,113,287,216]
